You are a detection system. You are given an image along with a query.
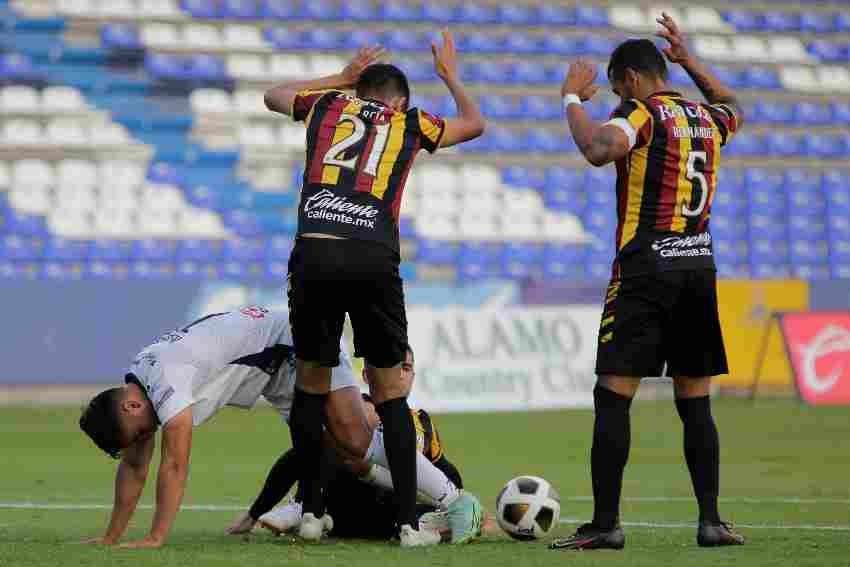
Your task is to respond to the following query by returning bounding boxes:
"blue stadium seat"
[808,40,848,62]
[382,30,426,52]
[345,29,380,49]
[264,27,307,50]
[0,52,43,83]
[501,243,543,279]
[44,238,89,261]
[574,5,608,27]
[789,239,829,265]
[148,162,187,186]
[0,236,40,261]
[464,61,509,83]
[801,12,836,33]
[422,3,454,23]
[394,59,432,82]
[763,11,800,32]
[519,96,560,120]
[399,217,415,240]
[586,98,618,121]
[793,102,832,125]
[584,168,616,195]
[381,0,423,21]
[40,262,84,281]
[456,243,500,281]
[341,0,378,21]
[537,5,576,26]
[145,54,187,81]
[221,238,265,262]
[498,4,536,25]
[749,236,789,264]
[725,133,762,157]
[265,261,288,280]
[767,134,802,157]
[89,239,131,261]
[710,216,749,241]
[742,67,781,90]
[457,31,501,53]
[583,209,617,237]
[303,29,344,49]
[803,134,849,159]
[710,66,744,89]
[222,0,260,19]
[543,185,585,213]
[181,0,220,18]
[455,3,498,24]
[479,95,516,119]
[510,61,551,84]
[575,36,617,57]
[754,101,794,124]
[829,237,850,263]
[789,213,828,241]
[131,239,176,261]
[265,236,293,261]
[714,240,749,265]
[302,0,341,20]
[101,23,143,51]
[838,12,850,33]
[540,35,581,56]
[722,10,764,31]
[416,240,457,265]
[129,261,173,280]
[504,32,540,55]
[527,130,562,153]
[750,263,790,278]
[260,0,302,19]
[749,213,788,241]
[2,210,47,236]
[833,102,850,125]
[176,239,221,262]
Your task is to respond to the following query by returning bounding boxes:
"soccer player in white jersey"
[79,306,469,548]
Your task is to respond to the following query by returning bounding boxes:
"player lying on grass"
[225,347,465,542]
[78,307,480,548]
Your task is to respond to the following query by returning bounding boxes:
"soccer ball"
[495,476,561,540]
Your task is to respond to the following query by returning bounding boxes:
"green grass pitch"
[1,398,848,566]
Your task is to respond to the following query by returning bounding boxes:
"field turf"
[1,398,848,566]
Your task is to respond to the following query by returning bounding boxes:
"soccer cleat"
[399,524,442,547]
[697,521,745,547]
[419,510,449,533]
[258,501,303,535]
[549,523,625,550]
[447,491,483,544]
[297,512,333,541]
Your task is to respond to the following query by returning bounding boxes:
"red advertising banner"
[779,312,850,405]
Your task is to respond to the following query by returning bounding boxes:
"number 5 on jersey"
[682,150,708,218]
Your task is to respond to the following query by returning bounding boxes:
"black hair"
[405,344,414,362]
[361,392,374,405]
[79,387,125,459]
[355,64,410,107]
[607,39,668,83]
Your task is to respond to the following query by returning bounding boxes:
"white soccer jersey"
[127,306,356,427]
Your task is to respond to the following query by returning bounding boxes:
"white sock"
[364,426,461,508]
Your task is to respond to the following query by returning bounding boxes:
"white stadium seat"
[279,124,306,149]
[233,89,266,115]
[308,55,346,78]
[138,211,180,237]
[683,7,729,32]
[503,188,542,214]
[780,66,820,92]
[0,162,9,189]
[817,66,850,93]
[268,54,309,79]
[55,185,98,212]
[57,159,98,188]
[138,0,181,17]
[183,24,221,50]
[46,118,88,146]
[693,36,732,62]
[55,0,95,16]
[609,5,649,30]
[97,0,134,17]
[100,185,140,212]
[13,159,55,187]
[2,119,42,144]
[41,86,87,113]
[730,36,768,62]
[141,23,180,49]
[139,183,186,212]
[91,123,130,146]
[768,37,810,63]
[415,215,457,240]
[399,192,419,217]
[500,213,542,241]
[649,5,684,26]
[94,209,136,238]
[0,85,40,113]
[190,89,232,114]
[543,212,588,243]
[459,212,499,240]
[48,209,94,239]
[459,163,500,192]
[239,124,276,148]
[179,208,228,238]
[100,160,145,188]
[9,186,51,215]
[227,54,269,80]
[417,164,459,192]
[419,186,457,214]
[223,25,267,50]
[460,188,501,215]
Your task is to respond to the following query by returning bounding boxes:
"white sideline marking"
[558,517,850,532]
[1,502,849,532]
[566,496,850,505]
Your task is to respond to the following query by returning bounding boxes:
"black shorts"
[287,237,407,368]
[595,270,728,378]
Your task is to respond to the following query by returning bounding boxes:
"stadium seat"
[768,37,810,63]
[56,185,98,212]
[0,53,41,83]
[221,0,260,19]
[808,40,848,63]
[722,10,764,32]
[543,212,587,242]
[101,160,145,189]
[537,5,576,26]
[817,66,850,93]
[181,0,220,18]
[575,5,608,27]
[13,159,54,188]
[731,37,768,62]
[2,119,42,145]
[694,36,733,61]
[609,5,650,30]
[743,67,781,90]
[754,101,794,124]
[497,4,535,25]
[9,186,51,215]
[763,11,800,32]
[131,239,177,262]
[97,0,135,17]
[268,54,309,79]
[0,85,39,113]
[793,101,832,125]
[501,242,543,278]
[459,212,499,241]
[801,12,836,33]
[416,240,458,265]
[683,6,729,32]
[142,23,180,49]
[767,134,802,157]
[223,25,267,51]
[190,88,232,114]
[0,162,9,189]
[381,0,423,22]
[233,89,265,115]
[101,23,143,51]
[780,66,819,92]
[0,235,42,261]
[140,0,181,17]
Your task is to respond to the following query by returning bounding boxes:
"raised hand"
[561,59,601,101]
[431,29,458,82]
[655,12,692,64]
[341,45,387,86]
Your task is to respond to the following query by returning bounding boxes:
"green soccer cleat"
[447,491,483,544]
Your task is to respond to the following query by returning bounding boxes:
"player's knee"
[673,377,712,399]
[327,412,370,457]
[597,375,640,399]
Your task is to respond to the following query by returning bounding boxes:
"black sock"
[591,384,633,529]
[376,397,418,529]
[249,448,300,521]
[675,396,721,524]
[289,387,327,517]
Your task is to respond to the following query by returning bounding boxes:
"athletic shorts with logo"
[287,237,407,368]
[595,269,728,378]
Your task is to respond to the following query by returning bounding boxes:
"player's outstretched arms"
[264,45,386,115]
[119,408,193,548]
[561,59,631,167]
[82,433,155,545]
[655,12,745,127]
[431,29,485,147]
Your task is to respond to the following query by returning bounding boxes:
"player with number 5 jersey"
[263,33,485,547]
[551,13,745,552]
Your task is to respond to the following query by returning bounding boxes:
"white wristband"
[563,93,582,110]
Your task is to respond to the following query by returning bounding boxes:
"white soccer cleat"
[297,512,333,541]
[258,501,303,535]
[419,510,450,535]
[399,524,442,547]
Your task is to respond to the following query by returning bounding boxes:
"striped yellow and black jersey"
[412,408,444,463]
[605,91,740,279]
[291,89,446,253]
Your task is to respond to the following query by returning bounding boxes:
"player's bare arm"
[264,46,387,115]
[119,408,193,548]
[82,433,155,545]
[561,59,630,167]
[655,12,745,127]
[431,29,486,148]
